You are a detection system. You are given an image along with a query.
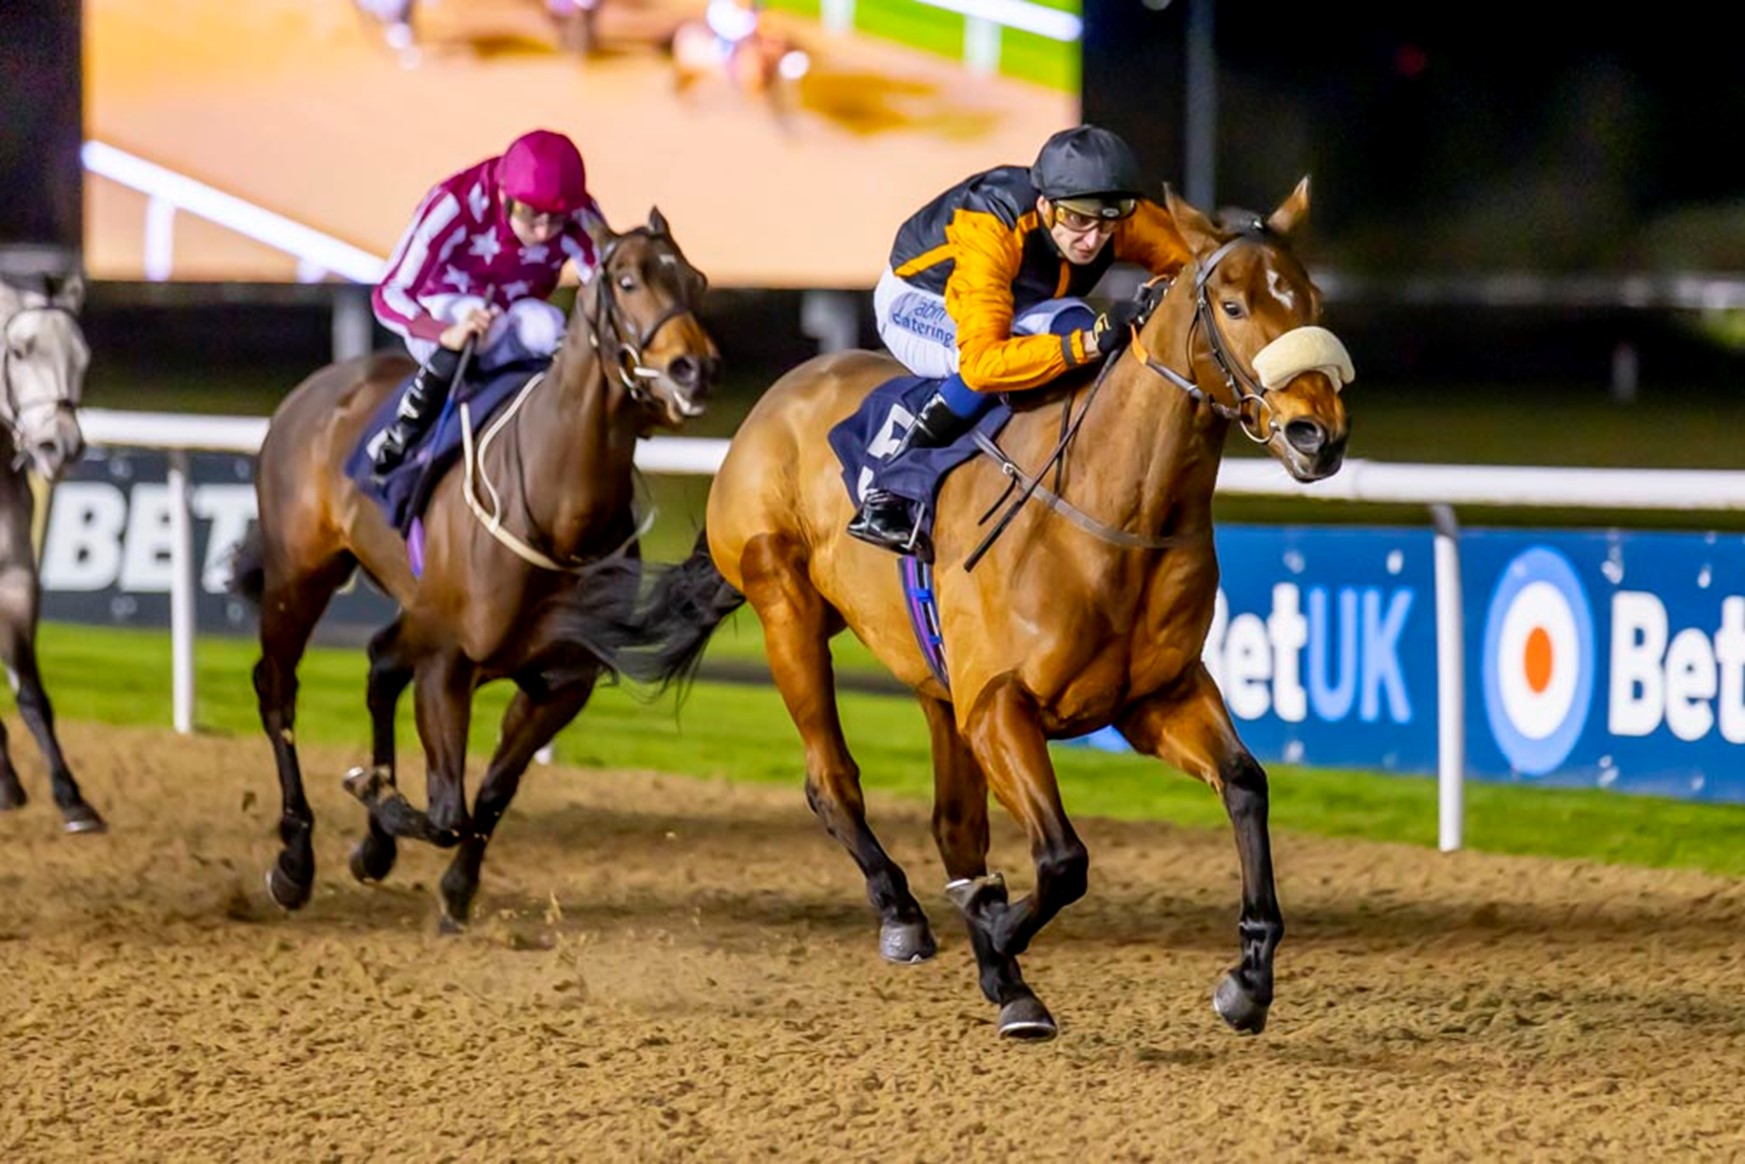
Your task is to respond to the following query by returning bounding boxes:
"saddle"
[826,374,1013,554]
[344,357,551,542]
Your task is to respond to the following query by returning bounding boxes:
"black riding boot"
[368,346,462,475]
[846,391,975,559]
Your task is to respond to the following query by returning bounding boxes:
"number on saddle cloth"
[826,374,1012,527]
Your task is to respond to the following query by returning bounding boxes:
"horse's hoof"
[437,912,466,936]
[61,803,108,834]
[0,779,25,811]
[348,837,396,883]
[997,996,1058,1041]
[879,919,937,965]
[266,862,312,912]
[1212,972,1270,1035]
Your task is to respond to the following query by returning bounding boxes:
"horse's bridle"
[0,303,83,448]
[962,227,1297,570]
[1129,228,1283,444]
[584,232,704,405]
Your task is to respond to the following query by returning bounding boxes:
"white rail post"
[168,449,197,734]
[963,15,999,74]
[143,197,176,282]
[820,0,855,33]
[1430,504,1464,851]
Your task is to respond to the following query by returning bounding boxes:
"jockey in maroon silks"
[367,129,603,475]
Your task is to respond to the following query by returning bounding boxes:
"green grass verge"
[767,0,1078,92]
[32,622,1745,880]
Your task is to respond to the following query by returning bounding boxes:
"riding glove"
[1089,299,1146,357]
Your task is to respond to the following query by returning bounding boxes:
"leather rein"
[963,229,1274,572]
[458,230,701,572]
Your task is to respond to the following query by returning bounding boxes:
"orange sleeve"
[1113,199,1193,277]
[943,209,1083,393]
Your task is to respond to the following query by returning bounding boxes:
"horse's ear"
[52,271,85,313]
[583,209,617,252]
[1267,176,1311,236]
[1163,183,1219,254]
[648,206,669,237]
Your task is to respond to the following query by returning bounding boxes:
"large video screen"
[82,0,1079,289]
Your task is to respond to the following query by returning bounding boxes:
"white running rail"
[818,0,1079,76]
[82,141,384,284]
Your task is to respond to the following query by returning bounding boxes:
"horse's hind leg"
[742,536,935,964]
[254,551,357,910]
[1118,665,1282,1035]
[345,619,416,883]
[919,695,1048,1034]
[437,668,600,932]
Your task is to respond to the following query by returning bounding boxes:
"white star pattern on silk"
[442,264,473,293]
[467,182,490,221]
[468,231,503,262]
[502,280,531,299]
[519,243,550,265]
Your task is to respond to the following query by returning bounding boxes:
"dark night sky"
[1084,2,1745,273]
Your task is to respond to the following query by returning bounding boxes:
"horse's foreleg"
[1118,664,1281,1035]
[255,556,355,911]
[744,539,934,965]
[438,670,598,932]
[0,566,103,830]
[922,695,1043,1018]
[955,675,1090,1039]
[345,620,416,883]
[3,621,104,833]
[412,648,476,846]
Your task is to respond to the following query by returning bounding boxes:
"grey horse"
[0,271,104,832]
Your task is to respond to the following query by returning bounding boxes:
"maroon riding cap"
[499,129,589,214]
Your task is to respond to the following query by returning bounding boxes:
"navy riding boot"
[367,346,462,475]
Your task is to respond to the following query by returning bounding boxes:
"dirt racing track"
[3,720,1744,1160]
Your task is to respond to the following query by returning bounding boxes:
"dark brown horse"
[228,210,719,928]
[570,180,1352,1038]
[0,273,105,833]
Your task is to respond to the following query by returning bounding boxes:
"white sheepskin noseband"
[1251,326,1354,392]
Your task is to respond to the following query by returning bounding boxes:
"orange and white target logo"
[1481,547,1596,775]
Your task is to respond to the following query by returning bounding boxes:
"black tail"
[224,528,267,609]
[550,527,746,700]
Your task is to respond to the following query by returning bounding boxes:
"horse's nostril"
[1285,419,1325,456]
[668,356,699,389]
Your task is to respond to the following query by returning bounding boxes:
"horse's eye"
[617,274,637,292]
[1221,300,1245,320]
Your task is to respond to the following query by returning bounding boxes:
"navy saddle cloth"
[345,357,551,537]
[826,374,1012,544]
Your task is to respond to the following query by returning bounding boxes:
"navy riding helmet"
[1030,124,1145,205]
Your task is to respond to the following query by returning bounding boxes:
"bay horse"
[0,272,105,833]
[228,210,719,928]
[571,180,1352,1038]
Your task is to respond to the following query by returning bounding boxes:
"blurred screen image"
[82,0,1080,289]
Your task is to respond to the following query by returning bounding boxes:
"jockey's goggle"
[1050,197,1138,233]
[506,199,571,233]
